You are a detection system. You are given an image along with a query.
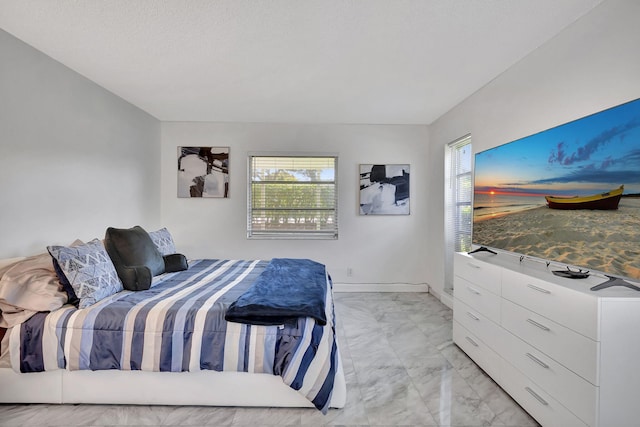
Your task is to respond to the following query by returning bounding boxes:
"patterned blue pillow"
[148,228,177,256]
[51,256,79,306]
[47,239,123,309]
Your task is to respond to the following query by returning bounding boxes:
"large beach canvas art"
[473,98,640,281]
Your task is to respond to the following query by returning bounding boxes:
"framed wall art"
[359,164,410,215]
[178,146,229,198]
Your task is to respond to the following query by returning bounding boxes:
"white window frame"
[444,135,472,293]
[247,153,338,240]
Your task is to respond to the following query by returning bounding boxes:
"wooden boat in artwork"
[545,185,624,210]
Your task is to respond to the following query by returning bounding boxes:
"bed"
[0,229,346,413]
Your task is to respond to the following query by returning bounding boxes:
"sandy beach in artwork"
[473,197,640,280]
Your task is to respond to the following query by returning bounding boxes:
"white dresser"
[453,251,640,427]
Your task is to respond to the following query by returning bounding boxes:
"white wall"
[427,0,640,299]
[161,122,429,285]
[0,30,161,258]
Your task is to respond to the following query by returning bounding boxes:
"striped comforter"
[8,259,339,411]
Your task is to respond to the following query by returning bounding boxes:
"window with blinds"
[248,155,338,239]
[444,135,472,293]
[452,142,473,251]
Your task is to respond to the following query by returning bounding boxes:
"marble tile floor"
[0,292,539,427]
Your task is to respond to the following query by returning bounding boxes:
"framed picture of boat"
[359,164,410,215]
[471,97,640,283]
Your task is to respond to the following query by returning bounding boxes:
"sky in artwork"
[474,98,640,197]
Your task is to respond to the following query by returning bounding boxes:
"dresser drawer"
[453,320,502,382]
[499,360,589,427]
[454,277,501,324]
[502,298,599,385]
[501,269,598,340]
[454,298,505,351]
[454,253,501,295]
[499,329,597,426]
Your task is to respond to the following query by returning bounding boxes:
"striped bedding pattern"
[8,259,339,411]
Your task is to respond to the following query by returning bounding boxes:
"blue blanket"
[225,258,328,326]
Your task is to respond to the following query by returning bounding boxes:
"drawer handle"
[526,352,550,369]
[465,336,479,347]
[526,318,551,332]
[466,312,480,321]
[467,263,481,269]
[525,387,549,406]
[527,284,551,294]
[467,286,481,295]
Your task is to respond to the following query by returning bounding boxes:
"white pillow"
[0,253,67,328]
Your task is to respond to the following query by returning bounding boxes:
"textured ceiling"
[0,0,604,124]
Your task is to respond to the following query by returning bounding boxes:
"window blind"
[444,135,472,293]
[248,155,338,239]
[453,142,473,252]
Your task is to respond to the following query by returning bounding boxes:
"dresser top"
[457,251,640,300]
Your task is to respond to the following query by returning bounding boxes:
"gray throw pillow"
[104,226,165,291]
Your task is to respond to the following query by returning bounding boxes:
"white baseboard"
[429,287,453,309]
[333,283,429,293]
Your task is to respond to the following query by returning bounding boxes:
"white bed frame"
[0,257,346,409]
[0,364,346,408]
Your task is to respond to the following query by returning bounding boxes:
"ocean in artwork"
[473,193,546,221]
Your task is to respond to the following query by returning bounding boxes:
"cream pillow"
[0,253,68,328]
